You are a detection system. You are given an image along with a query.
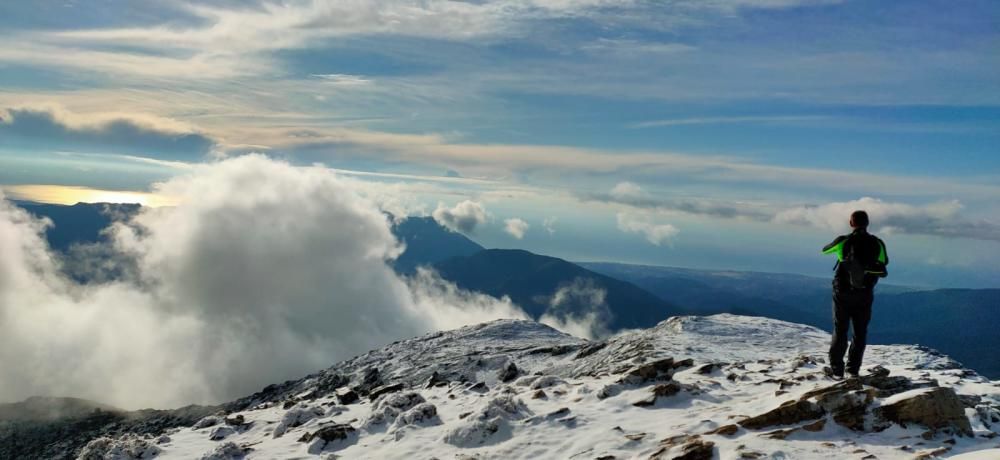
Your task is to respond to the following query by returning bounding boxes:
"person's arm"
[822,235,848,261]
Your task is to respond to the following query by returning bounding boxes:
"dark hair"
[851,210,869,228]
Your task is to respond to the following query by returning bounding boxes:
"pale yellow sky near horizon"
[2,184,177,207]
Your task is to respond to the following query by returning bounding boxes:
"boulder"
[498,362,520,382]
[739,399,824,430]
[368,383,405,401]
[875,387,973,437]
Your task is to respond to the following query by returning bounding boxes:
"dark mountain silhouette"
[391,216,484,274]
[15,201,139,252]
[433,249,686,330]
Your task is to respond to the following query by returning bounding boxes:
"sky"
[1,0,999,288]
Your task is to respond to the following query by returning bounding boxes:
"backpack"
[842,234,888,290]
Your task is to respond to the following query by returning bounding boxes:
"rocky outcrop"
[875,387,973,437]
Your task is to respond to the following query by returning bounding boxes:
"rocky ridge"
[76,315,1000,459]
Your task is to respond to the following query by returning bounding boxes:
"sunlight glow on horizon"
[2,184,176,207]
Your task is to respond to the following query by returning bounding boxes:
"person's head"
[850,210,869,229]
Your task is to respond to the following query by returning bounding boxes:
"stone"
[531,390,547,399]
[875,387,973,437]
[738,399,825,430]
[425,372,449,388]
[299,424,356,444]
[335,389,359,405]
[622,357,693,384]
[498,362,520,383]
[368,383,405,401]
[705,424,739,436]
[802,418,827,432]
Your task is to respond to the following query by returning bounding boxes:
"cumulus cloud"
[504,218,529,239]
[609,181,647,201]
[0,155,539,409]
[0,106,215,161]
[539,278,611,340]
[432,200,489,234]
[616,212,679,246]
[773,196,1000,241]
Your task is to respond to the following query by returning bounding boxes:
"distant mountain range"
[17,201,1000,378]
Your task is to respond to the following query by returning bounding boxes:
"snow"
[81,315,1000,459]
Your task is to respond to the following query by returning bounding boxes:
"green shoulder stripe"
[822,239,846,262]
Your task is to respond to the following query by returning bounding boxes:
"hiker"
[821,210,888,379]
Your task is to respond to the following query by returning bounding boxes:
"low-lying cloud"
[432,200,489,234]
[0,155,583,410]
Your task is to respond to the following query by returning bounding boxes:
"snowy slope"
[80,315,1000,459]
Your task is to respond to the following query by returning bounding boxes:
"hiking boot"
[847,369,860,379]
[823,366,844,380]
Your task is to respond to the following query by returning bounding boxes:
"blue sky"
[1,0,998,287]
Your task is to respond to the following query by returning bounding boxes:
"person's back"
[822,210,888,379]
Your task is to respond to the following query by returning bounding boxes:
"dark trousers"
[828,287,873,374]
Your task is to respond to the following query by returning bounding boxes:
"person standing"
[822,210,888,379]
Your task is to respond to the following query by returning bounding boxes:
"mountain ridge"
[67,314,1000,459]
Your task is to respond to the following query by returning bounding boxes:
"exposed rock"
[368,383,405,401]
[622,357,694,385]
[739,399,824,430]
[531,390,547,399]
[77,434,162,460]
[574,342,609,360]
[223,415,245,427]
[302,424,358,454]
[299,424,357,443]
[650,435,712,460]
[468,382,489,393]
[705,424,739,436]
[875,387,973,437]
[335,388,359,405]
[633,382,698,407]
[694,363,725,375]
[193,416,222,430]
[498,362,521,383]
[761,427,797,439]
[801,418,827,432]
[208,425,235,441]
[425,372,450,388]
[198,441,249,460]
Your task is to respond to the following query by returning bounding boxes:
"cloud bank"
[0,106,215,161]
[0,156,551,409]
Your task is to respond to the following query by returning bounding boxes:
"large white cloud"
[432,200,489,234]
[0,155,538,409]
[773,196,1000,241]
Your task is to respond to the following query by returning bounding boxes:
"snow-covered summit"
[81,315,1000,459]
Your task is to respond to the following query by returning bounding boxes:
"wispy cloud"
[616,211,679,246]
[631,115,832,129]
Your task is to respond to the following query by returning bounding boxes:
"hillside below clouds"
[70,314,1000,459]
